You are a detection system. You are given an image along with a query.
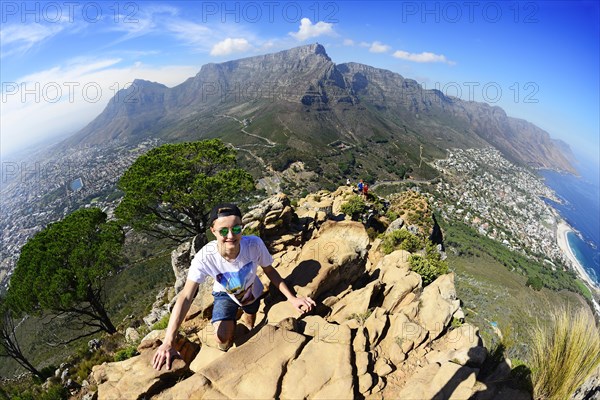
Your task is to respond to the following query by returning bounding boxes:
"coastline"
[556,221,598,289]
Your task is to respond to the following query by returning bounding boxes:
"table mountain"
[64,43,576,177]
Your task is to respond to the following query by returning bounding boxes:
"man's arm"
[152,279,199,370]
[262,265,316,313]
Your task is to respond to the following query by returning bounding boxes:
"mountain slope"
[63,44,576,177]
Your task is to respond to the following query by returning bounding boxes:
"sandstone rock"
[418,273,459,340]
[328,280,381,324]
[198,325,307,399]
[379,313,426,365]
[92,350,189,400]
[385,217,405,234]
[426,324,487,367]
[125,327,140,344]
[381,271,422,314]
[356,351,370,375]
[171,241,192,294]
[281,327,354,399]
[364,307,389,348]
[396,360,478,400]
[377,249,412,280]
[353,326,368,352]
[301,315,353,345]
[359,372,374,394]
[374,358,393,377]
[154,373,213,400]
[189,345,226,373]
[282,220,369,300]
[265,299,299,325]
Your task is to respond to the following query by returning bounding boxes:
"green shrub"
[114,345,139,362]
[409,245,449,286]
[242,225,261,238]
[386,210,399,221]
[525,276,543,291]
[151,314,170,331]
[348,309,373,325]
[530,306,600,400]
[340,195,367,218]
[381,229,423,254]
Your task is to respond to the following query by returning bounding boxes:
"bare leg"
[213,320,235,350]
[240,312,256,329]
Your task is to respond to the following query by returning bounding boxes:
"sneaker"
[217,342,232,352]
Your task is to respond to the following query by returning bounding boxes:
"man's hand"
[152,342,181,371]
[289,296,316,314]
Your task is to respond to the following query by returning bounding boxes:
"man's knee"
[213,320,234,344]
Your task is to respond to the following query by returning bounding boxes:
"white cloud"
[210,38,253,56]
[343,39,355,46]
[369,41,390,53]
[393,50,455,65]
[164,20,214,50]
[0,23,64,58]
[289,18,335,41]
[1,59,198,157]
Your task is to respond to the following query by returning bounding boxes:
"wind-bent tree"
[6,208,124,338]
[116,139,255,242]
[0,300,41,377]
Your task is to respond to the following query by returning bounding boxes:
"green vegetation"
[6,208,124,338]
[348,309,373,325]
[116,139,254,242]
[381,229,423,254]
[441,219,586,296]
[0,242,173,379]
[530,306,600,400]
[151,314,171,331]
[408,243,449,286]
[114,345,139,362]
[0,379,68,400]
[340,195,367,219]
[525,276,543,291]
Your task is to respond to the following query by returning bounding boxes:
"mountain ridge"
[62,43,576,176]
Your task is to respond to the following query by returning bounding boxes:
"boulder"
[125,327,140,344]
[385,217,405,234]
[171,241,192,294]
[281,220,370,300]
[379,313,427,365]
[328,280,382,324]
[301,315,353,345]
[417,273,460,340]
[92,350,189,400]
[195,325,307,399]
[396,361,479,399]
[281,325,354,399]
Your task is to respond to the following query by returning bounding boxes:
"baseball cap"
[208,203,242,226]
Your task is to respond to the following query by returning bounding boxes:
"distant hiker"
[363,183,369,199]
[357,179,364,194]
[152,203,315,370]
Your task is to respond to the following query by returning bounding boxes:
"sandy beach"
[556,221,598,289]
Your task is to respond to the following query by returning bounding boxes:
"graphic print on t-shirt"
[215,261,255,304]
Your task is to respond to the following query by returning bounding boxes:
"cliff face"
[87,188,527,399]
[64,44,576,174]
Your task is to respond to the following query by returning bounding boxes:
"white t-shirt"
[187,235,274,306]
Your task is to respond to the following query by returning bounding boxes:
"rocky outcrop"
[90,190,527,399]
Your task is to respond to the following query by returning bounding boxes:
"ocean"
[540,162,600,286]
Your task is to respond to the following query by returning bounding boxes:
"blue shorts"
[211,291,260,323]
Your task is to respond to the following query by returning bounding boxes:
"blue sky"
[1,1,599,170]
